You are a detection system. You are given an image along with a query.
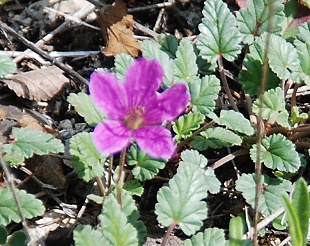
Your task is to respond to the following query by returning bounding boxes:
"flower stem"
[161,222,177,246]
[95,176,106,197]
[115,150,127,206]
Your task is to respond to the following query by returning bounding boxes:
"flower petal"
[124,58,163,107]
[89,72,128,120]
[133,126,176,159]
[93,120,131,156]
[157,83,190,121]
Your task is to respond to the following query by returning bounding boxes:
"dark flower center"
[124,107,145,130]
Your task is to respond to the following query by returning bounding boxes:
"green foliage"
[236,0,284,44]
[184,228,228,246]
[6,231,27,246]
[67,92,105,126]
[0,188,45,226]
[114,53,134,81]
[127,145,166,181]
[236,173,292,216]
[123,180,144,197]
[156,34,179,59]
[172,112,204,141]
[2,128,64,165]
[189,75,221,115]
[282,178,310,246]
[191,127,242,150]
[291,106,308,125]
[155,150,209,236]
[252,87,290,128]
[74,225,105,246]
[295,42,310,86]
[229,214,252,246]
[197,0,241,64]
[250,133,301,173]
[0,55,16,77]
[69,132,106,182]
[0,225,7,244]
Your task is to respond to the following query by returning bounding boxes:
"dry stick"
[0,21,89,86]
[153,8,166,32]
[217,55,239,112]
[210,148,249,170]
[0,155,31,244]
[128,2,174,13]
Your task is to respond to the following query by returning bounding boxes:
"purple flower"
[89,58,190,159]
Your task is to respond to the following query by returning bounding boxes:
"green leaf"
[295,41,310,86]
[67,92,105,126]
[212,110,254,136]
[127,145,166,181]
[7,231,27,246]
[74,225,105,246]
[2,128,64,165]
[250,133,301,173]
[180,150,221,194]
[291,106,308,125]
[114,53,134,81]
[267,34,300,80]
[252,87,290,128]
[142,40,174,88]
[0,56,16,77]
[157,34,179,59]
[0,188,45,226]
[69,132,106,182]
[98,191,139,246]
[229,215,245,246]
[197,0,241,64]
[172,112,204,141]
[189,75,221,115]
[236,0,284,44]
[0,225,7,244]
[155,150,209,236]
[174,39,198,82]
[123,180,144,197]
[184,228,228,246]
[235,173,292,216]
[191,127,242,150]
[296,22,310,43]
[86,194,104,204]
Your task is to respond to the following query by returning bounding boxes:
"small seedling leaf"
[174,39,198,82]
[252,87,290,128]
[155,150,209,236]
[172,112,204,141]
[236,173,292,216]
[69,132,106,182]
[291,106,308,125]
[74,225,105,246]
[0,188,45,226]
[189,75,221,115]
[197,0,241,63]
[250,133,301,173]
[123,180,144,197]
[183,228,228,246]
[204,168,221,194]
[68,92,105,126]
[236,0,284,44]
[127,144,166,181]
[2,128,64,165]
[114,53,134,81]
[0,55,16,77]
[229,215,247,246]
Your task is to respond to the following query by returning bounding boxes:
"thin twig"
[0,21,89,86]
[210,148,249,170]
[128,2,174,13]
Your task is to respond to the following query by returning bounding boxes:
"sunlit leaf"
[2,128,64,165]
[0,55,16,77]
[197,0,241,64]
[69,132,106,182]
[0,188,45,226]
[157,34,180,59]
[236,0,284,44]
[114,53,134,81]
[229,215,251,246]
[174,39,198,82]
[74,225,105,246]
[155,150,209,236]
[184,228,228,246]
[189,75,221,115]
[68,92,105,126]
[296,22,310,43]
[235,173,292,216]
[291,106,308,125]
[172,112,204,141]
[294,41,310,86]
[127,144,166,181]
[252,87,290,128]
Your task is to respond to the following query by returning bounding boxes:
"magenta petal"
[124,58,163,107]
[133,126,176,159]
[93,120,131,156]
[89,72,128,120]
[157,83,190,121]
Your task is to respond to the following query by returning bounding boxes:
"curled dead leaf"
[97,0,141,57]
[1,66,70,101]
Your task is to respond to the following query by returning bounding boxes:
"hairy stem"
[95,176,106,197]
[115,150,127,206]
[161,222,177,246]
[217,55,239,112]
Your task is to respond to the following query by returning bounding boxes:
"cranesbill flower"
[89,58,190,159]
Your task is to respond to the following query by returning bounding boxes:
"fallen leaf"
[97,0,141,57]
[1,66,70,101]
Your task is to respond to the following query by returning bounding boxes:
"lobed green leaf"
[114,53,134,81]
[0,55,16,77]
[74,225,105,246]
[184,228,228,246]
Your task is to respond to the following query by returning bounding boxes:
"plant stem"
[107,155,113,188]
[95,176,106,197]
[161,222,177,246]
[217,55,239,112]
[115,150,127,206]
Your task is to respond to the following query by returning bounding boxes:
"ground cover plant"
[0,0,309,245]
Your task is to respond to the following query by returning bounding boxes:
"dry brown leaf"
[97,0,141,57]
[1,66,70,101]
